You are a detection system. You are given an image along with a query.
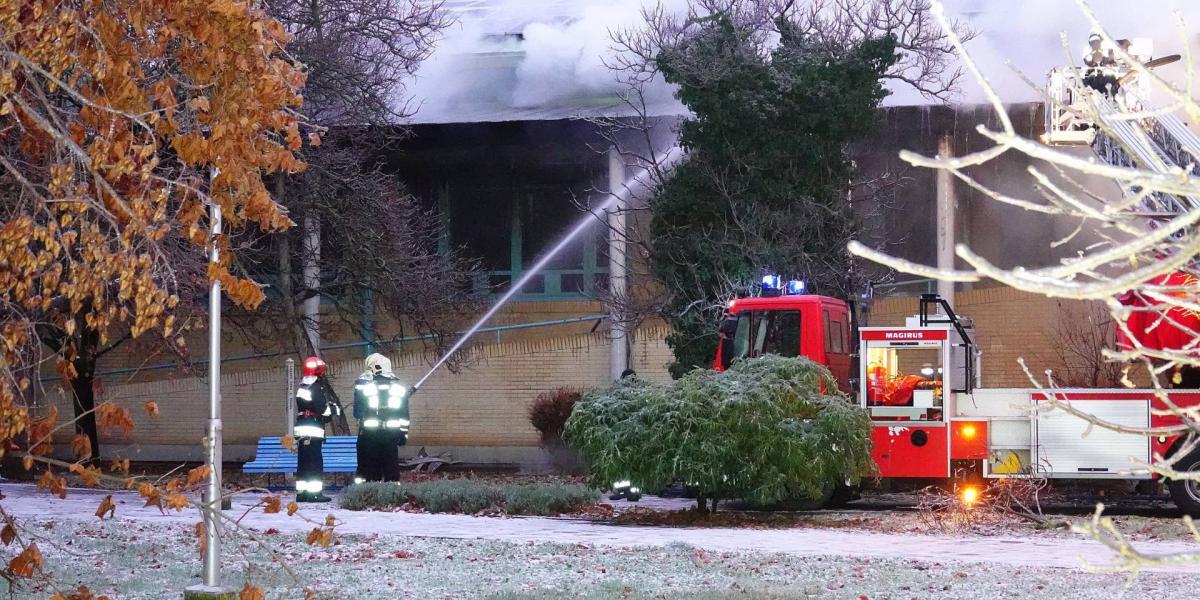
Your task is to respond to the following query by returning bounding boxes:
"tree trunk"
[275,175,303,355]
[695,493,707,513]
[70,331,101,462]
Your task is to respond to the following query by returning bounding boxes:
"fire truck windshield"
[722,310,801,368]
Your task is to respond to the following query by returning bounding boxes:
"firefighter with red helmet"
[352,353,410,483]
[295,356,337,502]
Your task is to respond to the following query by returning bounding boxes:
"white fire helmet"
[365,353,394,377]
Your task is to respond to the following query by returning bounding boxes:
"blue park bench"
[242,436,358,487]
[242,436,460,488]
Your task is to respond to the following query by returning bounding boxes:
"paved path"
[4,484,1198,572]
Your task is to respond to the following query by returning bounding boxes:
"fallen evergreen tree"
[565,356,874,512]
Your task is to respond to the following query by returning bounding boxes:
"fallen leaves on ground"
[144,401,160,417]
[263,495,281,513]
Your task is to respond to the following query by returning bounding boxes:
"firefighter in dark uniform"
[1083,33,1120,96]
[295,356,337,502]
[353,353,410,483]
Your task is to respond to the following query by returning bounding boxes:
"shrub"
[340,479,599,515]
[339,481,407,510]
[564,355,874,510]
[417,479,502,513]
[503,483,598,515]
[529,387,583,444]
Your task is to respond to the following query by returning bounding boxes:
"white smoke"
[892,0,1200,105]
[404,0,1200,123]
[406,0,687,123]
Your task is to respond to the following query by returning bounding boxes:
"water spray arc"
[411,146,683,392]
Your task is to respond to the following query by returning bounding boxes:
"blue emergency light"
[761,275,806,297]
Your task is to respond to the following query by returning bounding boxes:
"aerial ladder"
[1043,36,1200,220]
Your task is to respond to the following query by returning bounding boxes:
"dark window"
[731,313,753,361]
[731,311,802,360]
[761,310,801,357]
[521,190,586,270]
[450,186,511,272]
[830,314,845,354]
[823,310,833,353]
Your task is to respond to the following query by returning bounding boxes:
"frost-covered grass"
[5,518,1200,599]
[339,479,599,515]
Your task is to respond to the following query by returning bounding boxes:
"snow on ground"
[3,484,1198,573]
[3,484,1200,598]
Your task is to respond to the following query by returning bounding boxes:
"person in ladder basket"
[295,356,338,502]
[353,353,410,483]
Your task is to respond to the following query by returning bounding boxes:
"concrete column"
[936,134,956,308]
[608,147,628,380]
[302,212,321,354]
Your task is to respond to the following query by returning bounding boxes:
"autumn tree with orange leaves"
[0,0,311,592]
[1,0,308,460]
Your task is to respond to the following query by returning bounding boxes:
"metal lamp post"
[185,171,235,600]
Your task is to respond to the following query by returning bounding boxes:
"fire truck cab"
[713,282,853,392]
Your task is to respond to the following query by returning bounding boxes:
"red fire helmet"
[302,356,326,377]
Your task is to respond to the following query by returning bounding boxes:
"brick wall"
[47,323,675,462]
[870,287,1110,388]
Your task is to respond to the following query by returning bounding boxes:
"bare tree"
[1051,301,1125,388]
[848,0,1200,573]
[241,0,482,373]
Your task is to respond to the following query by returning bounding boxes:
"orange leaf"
[324,514,336,528]
[36,469,67,499]
[307,132,321,147]
[95,495,116,519]
[68,463,101,487]
[96,403,135,436]
[239,583,264,600]
[165,492,189,511]
[1,523,15,545]
[195,522,206,556]
[280,435,296,453]
[286,501,298,516]
[185,465,211,487]
[21,457,32,471]
[9,543,42,577]
[304,527,333,547]
[262,495,281,514]
[138,482,163,511]
[143,401,160,417]
[71,434,92,460]
[109,458,130,476]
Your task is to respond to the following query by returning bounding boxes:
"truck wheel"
[1167,447,1200,516]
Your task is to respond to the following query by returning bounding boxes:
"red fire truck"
[713,282,1200,514]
